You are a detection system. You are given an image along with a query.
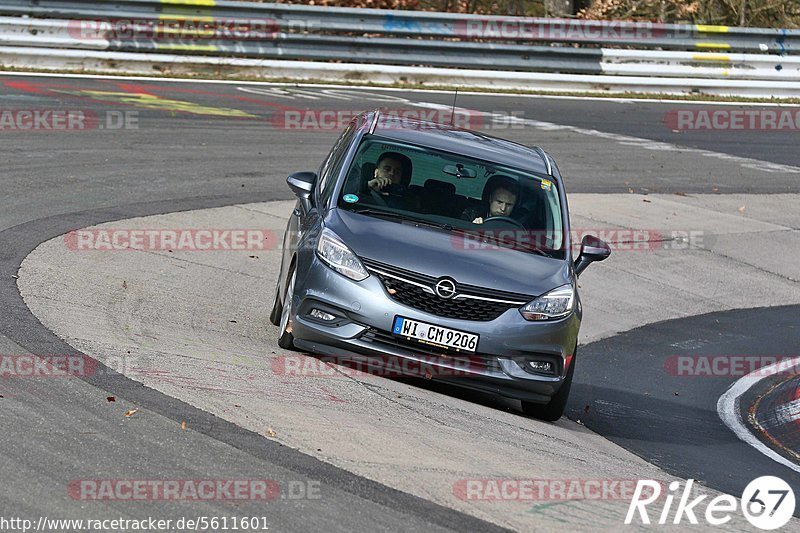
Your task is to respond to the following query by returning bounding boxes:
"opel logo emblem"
[434,278,457,299]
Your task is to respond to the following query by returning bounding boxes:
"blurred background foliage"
[271,0,800,27]
[575,0,799,27]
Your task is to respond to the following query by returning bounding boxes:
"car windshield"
[337,136,565,258]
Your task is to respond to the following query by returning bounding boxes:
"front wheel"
[521,351,575,422]
[277,266,297,350]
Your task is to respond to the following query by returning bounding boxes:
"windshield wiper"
[348,208,406,221]
[348,208,452,230]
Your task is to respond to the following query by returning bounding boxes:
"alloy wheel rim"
[279,269,295,335]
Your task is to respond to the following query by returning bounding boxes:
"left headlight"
[519,284,575,321]
[316,228,369,281]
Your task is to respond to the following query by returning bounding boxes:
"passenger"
[461,175,519,224]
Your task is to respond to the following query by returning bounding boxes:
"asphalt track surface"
[568,306,800,510]
[1,73,799,526]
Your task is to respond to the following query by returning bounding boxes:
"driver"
[364,151,418,210]
[367,152,405,192]
[461,175,519,224]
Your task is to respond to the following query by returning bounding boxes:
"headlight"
[316,228,369,281]
[519,284,575,321]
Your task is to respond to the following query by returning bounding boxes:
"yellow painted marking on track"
[692,54,732,62]
[155,43,218,51]
[160,0,216,6]
[52,90,256,117]
[696,43,732,50]
[696,24,730,33]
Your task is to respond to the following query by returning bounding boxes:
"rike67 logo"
[626,477,795,530]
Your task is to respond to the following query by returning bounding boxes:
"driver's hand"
[368,177,391,190]
[472,217,484,224]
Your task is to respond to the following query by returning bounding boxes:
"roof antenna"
[450,89,458,126]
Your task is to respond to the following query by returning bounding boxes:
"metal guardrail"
[0,17,606,74]
[0,14,796,82]
[2,44,798,97]
[0,0,797,96]
[0,0,797,55]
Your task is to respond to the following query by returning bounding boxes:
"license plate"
[392,316,479,353]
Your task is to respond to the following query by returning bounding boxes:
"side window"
[317,123,355,204]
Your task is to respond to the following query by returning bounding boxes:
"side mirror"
[287,171,317,200]
[574,234,611,276]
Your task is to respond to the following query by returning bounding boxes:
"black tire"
[521,351,576,422]
[277,266,297,350]
[269,280,282,327]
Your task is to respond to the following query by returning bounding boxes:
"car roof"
[362,110,552,177]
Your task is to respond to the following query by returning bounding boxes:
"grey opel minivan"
[271,110,610,421]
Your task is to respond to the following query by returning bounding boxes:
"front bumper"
[289,254,580,403]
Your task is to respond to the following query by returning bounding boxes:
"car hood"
[327,209,571,298]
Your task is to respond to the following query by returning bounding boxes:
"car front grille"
[361,257,531,322]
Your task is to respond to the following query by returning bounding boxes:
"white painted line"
[3,70,797,175]
[236,90,800,174]
[509,116,800,174]
[717,356,800,474]
[402,102,800,174]
[1,69,800,107]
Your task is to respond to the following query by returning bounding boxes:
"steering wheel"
[482,216,526,230]
[370,188,389,207]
